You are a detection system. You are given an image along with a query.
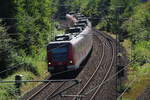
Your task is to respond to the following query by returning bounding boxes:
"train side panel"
[70,26,93,69]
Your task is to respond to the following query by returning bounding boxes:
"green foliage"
[117,83,131,95]
[14,48,47,76]
[134,41,150,65]
[122,2,150,66]
[0,0,61,99]
[123,0,140,18]
[0,0,59,77]
[0,21,16,78]
[66,0,111,26]
[137,63,150,75]
[123,2,150,43]
[13,0,56,55]
[54,0,69,19]
[0,84,18,100]
[0,71,37,100]
[121,98,133,100]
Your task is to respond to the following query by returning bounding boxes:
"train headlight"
[69,60,73,64]
[48,62,51,65]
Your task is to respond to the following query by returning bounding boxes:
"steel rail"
[25,79,80,100]
[89,39,115,100]
[45,80,80,100]
[26,82,51,100]
[45,82,66,99]
[84,56,138,97]
[73,33,105,100]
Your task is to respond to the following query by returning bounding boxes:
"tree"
[0,21,15,78]
[13,0,57,55]
[123,2,150,65]
[123,2,150,43]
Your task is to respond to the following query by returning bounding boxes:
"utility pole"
[115,5,125,100]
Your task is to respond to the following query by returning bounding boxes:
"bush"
[117,84,130,93]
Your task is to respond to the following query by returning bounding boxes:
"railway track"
[89,32,116,100]
[26,82,65,100]
[72,30,116,100]
[21,29,117,100]
[94,30,117,100]
[26,81,51,100]
[22,79,80,100]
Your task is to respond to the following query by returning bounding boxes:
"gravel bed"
[21,76,51,100]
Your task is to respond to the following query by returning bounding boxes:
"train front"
[47,42,75,74]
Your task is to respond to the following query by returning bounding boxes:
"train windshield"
[47,43,69,62]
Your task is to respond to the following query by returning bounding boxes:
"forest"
[0,0,149,99]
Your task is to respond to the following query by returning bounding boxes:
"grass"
[0,71,36,100]
[95,26,116,39]
[103,31,116,39]
[121,98,133,100]
[122,39,132,59]
[123,63,150,100]
[0,21,60,100]
[0,48,49,100]
[122,39,150,100]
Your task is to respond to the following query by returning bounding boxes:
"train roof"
[77,17,88,20]
[75,14,85,18]
[48,33,84,46]
[73,23,86,30]
[68,11,75,15]
[75,19,88,25]
[48,12,91,45]
[66,27,82,34]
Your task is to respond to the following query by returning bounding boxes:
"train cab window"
[51,47,68,62]
[47,43,70,62]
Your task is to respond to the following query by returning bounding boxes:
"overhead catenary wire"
[0,63,26,75]
[0,79,80,83]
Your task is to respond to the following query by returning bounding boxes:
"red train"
[47,13,93,74]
